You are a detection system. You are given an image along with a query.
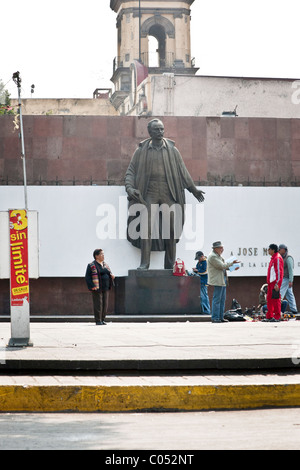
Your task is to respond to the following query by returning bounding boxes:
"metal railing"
[113,52,177,71]
[1,177,299,187]
[140,52,175,68]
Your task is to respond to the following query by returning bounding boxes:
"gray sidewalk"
[1,320,300,370]
[1,320,300,412]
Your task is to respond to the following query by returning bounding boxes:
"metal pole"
[13,71,28,211]
[139,0,141,62]
[8,72,32,347]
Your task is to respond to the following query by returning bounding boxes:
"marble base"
[115,269,201,315]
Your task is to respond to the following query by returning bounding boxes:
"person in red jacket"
[266,244,284,322]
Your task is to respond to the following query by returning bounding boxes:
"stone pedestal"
[115,270,201,315]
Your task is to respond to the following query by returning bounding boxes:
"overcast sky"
[2,0,299,99]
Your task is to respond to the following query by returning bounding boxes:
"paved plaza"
[0,320,300,412]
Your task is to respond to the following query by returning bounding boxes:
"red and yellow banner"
[9,210,29,307]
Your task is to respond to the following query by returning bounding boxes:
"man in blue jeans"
[207,241,239,323]
[279,244,298,314]
[193,251,211,314]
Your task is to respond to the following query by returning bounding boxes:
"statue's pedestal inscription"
[115,270,201,315]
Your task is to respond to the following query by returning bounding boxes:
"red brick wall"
[1,115,300,185]
[1,276,299,317]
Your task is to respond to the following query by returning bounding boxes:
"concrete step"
[1,321,300,412]
[0,372,300,412]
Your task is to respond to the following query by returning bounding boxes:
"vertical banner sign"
[9,210,29,308]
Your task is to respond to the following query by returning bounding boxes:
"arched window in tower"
[148,36,159,67]
[148,24,166,68]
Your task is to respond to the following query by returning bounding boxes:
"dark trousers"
[92,290,109,322]
[141,181,177,269]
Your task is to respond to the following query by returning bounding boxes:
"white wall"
[10,98,118,116]
[0,186,299,278]
[148,75,300,118]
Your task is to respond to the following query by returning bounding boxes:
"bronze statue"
[125,119,205,270]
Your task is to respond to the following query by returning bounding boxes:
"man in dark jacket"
[85,249,114,325]
[279,244,298,314]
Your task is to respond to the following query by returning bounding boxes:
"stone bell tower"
[110,0,198,111]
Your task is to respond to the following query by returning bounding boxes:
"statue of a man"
[125,118,205,270]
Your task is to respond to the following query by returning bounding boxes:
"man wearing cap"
[193,251,210,315]
[207,241,239,323]
[278,244,298,314]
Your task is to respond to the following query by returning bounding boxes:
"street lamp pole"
[9,71,32,348]
[139,0,141,62]
[12,71,28,212]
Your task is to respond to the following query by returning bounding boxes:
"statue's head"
[147,119,164,139]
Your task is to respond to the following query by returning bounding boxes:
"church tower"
[110,0,198,112]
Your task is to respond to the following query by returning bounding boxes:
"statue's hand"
[127,188,146,204]
[193,189,205,202]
